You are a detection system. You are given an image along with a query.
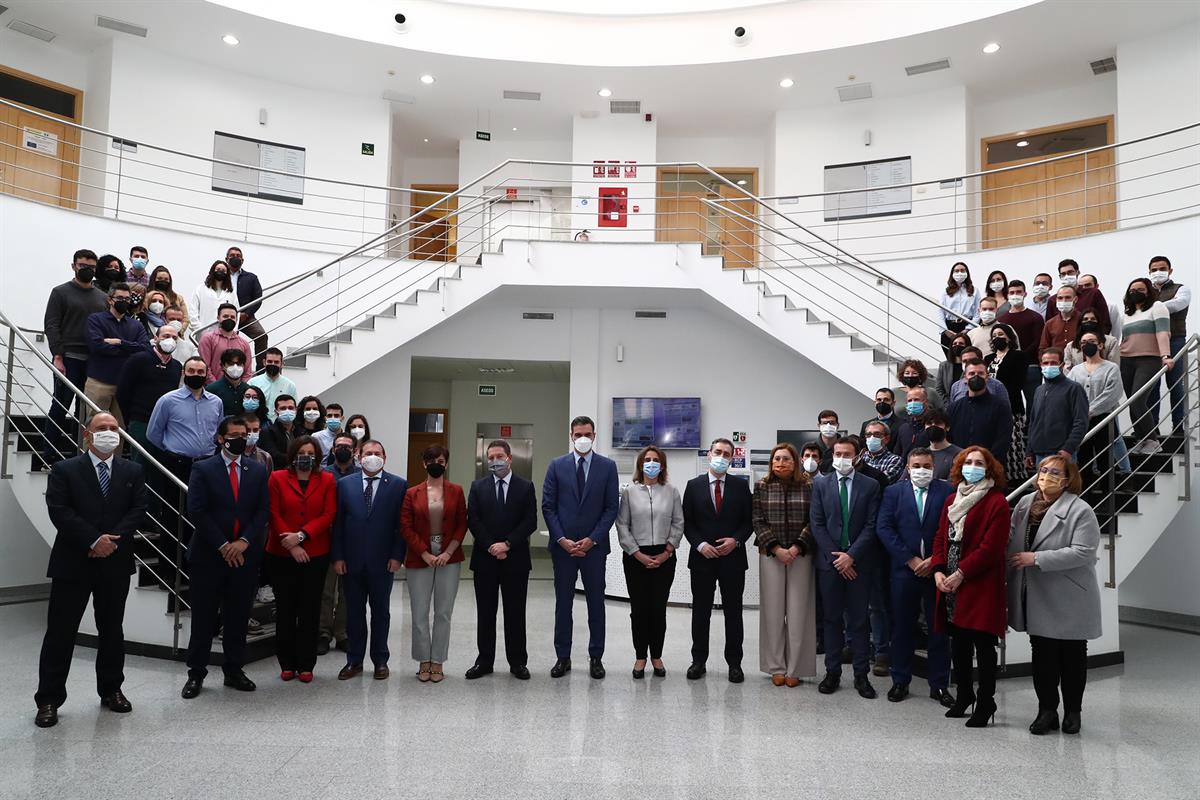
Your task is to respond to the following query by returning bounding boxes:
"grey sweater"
[45,281,108,358]
[1027,376,1090,455]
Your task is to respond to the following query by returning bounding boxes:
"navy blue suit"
[542,451,619,659]
[331,470,407,668]
[876,478,954,690]
[810,470,881,678]
[184,453,269,680]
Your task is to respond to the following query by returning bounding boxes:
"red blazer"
[400,481,467,569]
[266,469,337,558]
[931,487,1010,638]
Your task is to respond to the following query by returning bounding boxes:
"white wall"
[656,135,767,176]
[571,114,658,242]
[0,483,51,590]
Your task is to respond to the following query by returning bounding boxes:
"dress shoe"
[818,673,840,694]
[1028,710,1060,735]
[854,675,877,699]
[589,658,606,679]
[100,691,132,713]
[728,665,745,684]
[223,672,256,692]
[280,670,296,681]
[887,683,910,703]
[965,698,997,728]
[784,676,801,688]
[465,664,493,680]
[35,704,57,728]
[338,664,363,680]
[771,674,786,687]
[872,654,890,678]
[686,663,706,680]
[510,665,531,680]
[632,667,645,680]
[930,688,956,708]
[298,672,314,683]
[945,693,976,718]
[181,678,203,699]
[316,639,330,656]
[550,658,572,678]
[1061,711,1081,735]
[373,666,389,680]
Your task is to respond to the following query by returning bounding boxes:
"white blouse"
[933,287,980,330]
[189,284,237,334]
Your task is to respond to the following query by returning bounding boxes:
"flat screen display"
[612,397,701,449]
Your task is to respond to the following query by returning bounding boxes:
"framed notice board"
[211,131,306,204]
[823,156,911,221]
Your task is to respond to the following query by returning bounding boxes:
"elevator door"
[475,423,534,481]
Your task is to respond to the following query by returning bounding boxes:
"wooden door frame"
[0,64,84,208]
[656,167,759,262]
[408,183,458,261]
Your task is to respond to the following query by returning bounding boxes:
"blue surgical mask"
[866,436,884,453]
[961,465,987,484]
[130,257,148,270]
[325,417,342,432]
[642,461,662,479]
[1042,365,1062,380]
[278,409,296,424]
[709,456,730,474]
[488,459,510,476]
[242,397,260,412]
[906,401,925,416]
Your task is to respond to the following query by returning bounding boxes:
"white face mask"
[802,457,818,474]
[1149,270,1170,286]
[168,319,185,332]
[909,467,934,488]
[1032,284,1051,299]
[832,456,855,476]
[148,301,165,314]
[360,454,385,474]
[157,337,177,353]
[1057,300,1075,315]
[91,430,121,455]
[1007,294,1025,307]
[1060,274,1078,287]
[246,431,260,447]
[989,280,1005,293]
[303,409,321,422]
[819,423,838,438]
[224,364,244,380]
[573,436,593,455]
[952,271,968,284]
[349,426,366,440]
[979,310,996,324]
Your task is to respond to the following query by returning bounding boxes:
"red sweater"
[266,469,337,558]
[931,488,1010,638]
[400,481,468,569]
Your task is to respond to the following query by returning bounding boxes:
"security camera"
[731,25,751,46]
[393,12,409,33]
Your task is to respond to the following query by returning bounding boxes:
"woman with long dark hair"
[190,259,236,333]
[1119,277,1173,454]
[935,262,979,359]
[984,322,1029,481]
[983,269,1010,316]
[149,265,190,332]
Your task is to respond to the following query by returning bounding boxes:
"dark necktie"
[364,476,377,516]
[97,461,110,497]
[714,479,723,514]
[496,477,506,507]
[576,457,586,497]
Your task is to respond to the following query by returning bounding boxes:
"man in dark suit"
[681,437,753,683]
[466,439,537,680]
[35,413,146,728]
[876,448,956,708]
[542,415,619,679]
[225,246,267,370]
[811,436,882,699]
[331,439,407,680]
[181,415,270,699]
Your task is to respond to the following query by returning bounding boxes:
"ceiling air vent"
[634,311,667,319]
[6,19,56,42]
[97,15,148,38]
[610,100,641,114]
[836,83,872,102]
[904,58,950,76]
[1090,57,1117,75]
[503,90,541,101]
[522,312,554,320]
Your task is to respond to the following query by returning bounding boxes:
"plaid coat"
[752,478,815,555]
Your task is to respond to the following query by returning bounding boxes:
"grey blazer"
[616,482,684,555]
[1007,492,1103,641]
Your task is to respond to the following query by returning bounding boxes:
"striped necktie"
[98,461,110,497]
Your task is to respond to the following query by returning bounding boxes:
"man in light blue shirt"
[147,357,224,460]
[247,347,297,421]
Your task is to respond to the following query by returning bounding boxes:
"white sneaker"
[1141,440,1162,455]
[255,586,275,604]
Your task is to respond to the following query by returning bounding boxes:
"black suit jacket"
[681,473,753,570]
[467,473,537,573]
[185,454,270,571]
[45,453,147,580]
[234,269,264,319]
[259,420,294,469]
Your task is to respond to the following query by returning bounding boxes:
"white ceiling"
[2,1,1196,154]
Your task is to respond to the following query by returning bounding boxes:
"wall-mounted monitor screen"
[612,397,701,450]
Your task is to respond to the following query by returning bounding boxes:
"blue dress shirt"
[146,387,224,458]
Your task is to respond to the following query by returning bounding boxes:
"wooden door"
[982,162,1046,249]
[656,195,704,244]
[0,104,81,209]
[717,190,757,270]
[1082,147,1116,235]
[407,408,448,484]
[409,185,458,262]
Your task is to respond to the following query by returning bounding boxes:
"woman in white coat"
[190,260,236,336]
[1007,455,1102,737]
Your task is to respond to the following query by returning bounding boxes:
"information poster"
[212,131,306,204]
[823,156,911,221]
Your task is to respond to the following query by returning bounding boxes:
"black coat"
[233,269,264,318]
[681,473,753,571]
[45,454,147,580]
[467,473,537,573]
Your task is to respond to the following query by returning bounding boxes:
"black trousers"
[186,561,260,680]
[689,559,745,667]
[949,624,998,702]
[267,553,329,673]
[1078,417,1114,495]
[819,567,871,677]
[1031,635,1088,713]
[35,569,131,708]
[41,356,88,460]
[623,546,677,660]
[473,560,530,669]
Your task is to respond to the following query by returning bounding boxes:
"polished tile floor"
[2,578,1198,800]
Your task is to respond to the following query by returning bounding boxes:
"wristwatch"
[297,530,308,543]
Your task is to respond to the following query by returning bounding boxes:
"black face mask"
[224,437,247,456]
[228,256,244,269]
[1081,342,1100,358]
[105,268,121,279]
[875,401,893,416]
[425,462,446,478]
[295,455,315,472]
[1080,320,1100,333]
[967,376,987,392]
[112,300,130,315]
[154,279,171,291]
[926,426,947,443]
[1127,290,1147,306]
[213,271,228,281]
[264,364,281,377]
[76,266,95,283]
[901,375,921,388]
[220,319,236,332]
[183,374,207,390]
[333,446,353,465]
[951,346,965,358]
[992,338,1008,351]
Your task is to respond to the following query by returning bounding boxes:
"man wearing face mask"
[115,325,183,468]
[83,283,150,428]
[542,415,620,679]
[466,440,538,680]
[1025,348,1089,470]
[260,395,299,468]
[1028,273,1055,319]
[998,279,1047,413]
[810,437,882,698]
[163,306,197,366]
[312,403,345,464]
[967,297,1001,351]
[242,414,274,472]
[800,443,823,478]
[1048,259,1111,334]
[861,421,904,485]
[43,249,109,464]
[875,448,955,707]
[181,415,270,700]
[921,410,962,481]
[814,409,842,474]
[1040,286,1082,354]
[1143,256,1190,434]
[681,437,753,682]
[947,362,1013,466]
[1077,274,1124,340]
[127,246,150,287]
[205,349,251,416]
[225,246,268,372]
[859,389,903,454]
[947,351,1008,403]
[324,433,359,478]
[34,413,147,728]
[198,304,253,382]
[248,348,298,421]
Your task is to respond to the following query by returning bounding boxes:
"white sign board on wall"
[211,131,306,204]
[823,156,912,221]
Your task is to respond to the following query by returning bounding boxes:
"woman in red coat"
[267,435,337,682]
[932,445,1010,728]
[400,445,467,683]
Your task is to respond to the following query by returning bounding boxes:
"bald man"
[35,413,147,728]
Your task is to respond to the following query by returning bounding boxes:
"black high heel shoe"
[965,698,997,728]
[945,694,976,719]
[632,661,646,680]
[651,661,666,678]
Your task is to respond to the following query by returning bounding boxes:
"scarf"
[142,309,166,331]
[946,477,994,541]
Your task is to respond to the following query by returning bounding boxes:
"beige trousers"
[83,378,123,428]
[758,551,818,678]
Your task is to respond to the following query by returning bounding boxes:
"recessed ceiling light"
[511,127,518,131]
[983,42,1000,54]
[1016,140,1029,147]
[736,179,747,186]
[222,33,239,46]
[597,88,612,98]
[423,138,430,143]
[779,78,794,88]
[420,74,435,84]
